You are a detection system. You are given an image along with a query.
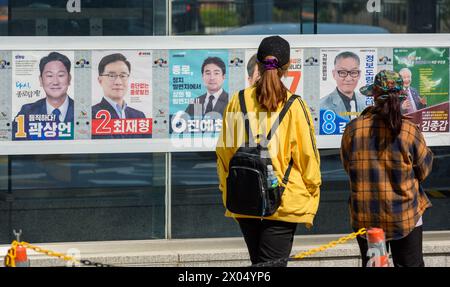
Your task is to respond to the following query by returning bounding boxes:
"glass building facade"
[0,0,449,244]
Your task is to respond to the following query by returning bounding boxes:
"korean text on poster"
[169,50,229,137]
[12,51,75,140]
[394,47,449,133]
[91,50,153,139]
[319,48,377,135]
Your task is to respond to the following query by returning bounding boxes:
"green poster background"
[393,47,449,107]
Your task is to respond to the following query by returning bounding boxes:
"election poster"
[12,50,75,140]
[393,47,449,132]
[319,48,377,135]
[244,48,304,96]
[169,49,229,137]
[244,49,258,88]
[91,50,153,139]
[285,48,304,96]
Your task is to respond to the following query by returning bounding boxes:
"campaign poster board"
[12,50,75,140]
[319,48,377,135]
[169,49,229,138]
[91,50,153,139]
[393,47,449,133]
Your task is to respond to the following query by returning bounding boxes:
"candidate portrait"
[184,56,229,118]
[12,51,74,140]
[92,53,148,139]
[320,51,368,121]
[399,67,427,114]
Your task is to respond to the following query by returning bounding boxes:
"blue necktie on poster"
[52,108,61,123]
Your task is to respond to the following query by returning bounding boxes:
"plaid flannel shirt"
[340,112,433,241]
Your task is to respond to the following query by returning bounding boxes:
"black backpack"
[226,90,300,217]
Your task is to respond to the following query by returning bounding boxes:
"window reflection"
[0,0,7,36]
[302,147,450,235]
[171,147,450,238]
[8,0,165,36]
[4,0,450,36]
[172,0,306,35]
[172,0,450,35]
[171,152,241,238]
[0,153,165,243]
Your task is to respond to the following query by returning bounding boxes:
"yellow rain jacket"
[216,87,321,227]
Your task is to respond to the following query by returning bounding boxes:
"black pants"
[356,226,425,267]
[237,218,297,267]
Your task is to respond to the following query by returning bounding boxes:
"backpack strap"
[268,94,300,187]
[238,89,255,147]
[239,91,300,146]
[281,95,319,186]
[266,94,300,142]
[238,92,310,188]
[282,158,294,185]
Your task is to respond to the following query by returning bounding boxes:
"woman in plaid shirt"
[341,70,433,267]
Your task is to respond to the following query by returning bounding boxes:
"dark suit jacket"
[91,97,149,139]
[185,90,229,118]
[12,97,74,140]
[319,88,367,120]
[401,87,426,114]
[410,87,426,110]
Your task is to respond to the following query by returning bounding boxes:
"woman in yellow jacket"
[216,36,321,266]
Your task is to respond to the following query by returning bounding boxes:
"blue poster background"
[169,49,229,136]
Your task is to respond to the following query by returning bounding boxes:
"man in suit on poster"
[399,67,427,114]
[320,51,367,121]
[13,51,74,140]
[92,53,148,139]
[185,57,229,118]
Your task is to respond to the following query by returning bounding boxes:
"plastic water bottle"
[266,165,278,188]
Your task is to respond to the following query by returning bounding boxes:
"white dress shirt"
[104,96,127,119]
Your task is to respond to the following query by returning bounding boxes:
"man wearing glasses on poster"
[320,51,368,120]
[92,53,148,139]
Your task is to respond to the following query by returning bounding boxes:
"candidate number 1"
[14,115,27,138]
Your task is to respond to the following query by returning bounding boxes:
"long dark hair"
[255,57,289,112]
[367,92,403,138]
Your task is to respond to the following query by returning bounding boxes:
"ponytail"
[371,93,403,138]
[255,57,289,112]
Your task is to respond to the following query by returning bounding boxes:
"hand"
[419,96,427,106]
[402,99,411,110]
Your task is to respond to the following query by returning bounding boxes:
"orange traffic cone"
[366,228,389,267]
[14,244,30,267]
[12,230,30,267]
